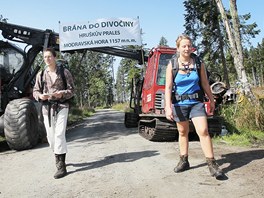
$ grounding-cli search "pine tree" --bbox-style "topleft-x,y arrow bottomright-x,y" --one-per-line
159,36 -> 169,47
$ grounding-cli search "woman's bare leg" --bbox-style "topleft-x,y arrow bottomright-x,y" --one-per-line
192,116 -> 223,178
176,121 -> 190,155
192,116 -> 214,158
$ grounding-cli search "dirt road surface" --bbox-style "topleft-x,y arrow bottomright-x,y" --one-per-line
0,109 -> 264,198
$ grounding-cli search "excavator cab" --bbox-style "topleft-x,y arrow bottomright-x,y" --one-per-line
141,46 -> 176,115
0,43 -> 23,83
0,41 -> 26,113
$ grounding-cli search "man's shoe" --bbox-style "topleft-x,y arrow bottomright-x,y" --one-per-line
54,154 -> 67,179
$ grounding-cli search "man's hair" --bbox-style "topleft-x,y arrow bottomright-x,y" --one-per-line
43,47 -> 56,57
175,34 -> 192,48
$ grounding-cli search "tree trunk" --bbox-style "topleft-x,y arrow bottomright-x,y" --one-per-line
215,19 -> 230,88
79,90 -> 83,108
215,0 -> 256,102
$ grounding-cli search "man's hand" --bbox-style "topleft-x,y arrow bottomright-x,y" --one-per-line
39,94 -> 50,100
51,91 -> 64,99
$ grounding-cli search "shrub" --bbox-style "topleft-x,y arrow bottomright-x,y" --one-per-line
220,98 -> 264,133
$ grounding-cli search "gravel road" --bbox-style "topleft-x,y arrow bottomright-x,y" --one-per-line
0,109 -> 264,198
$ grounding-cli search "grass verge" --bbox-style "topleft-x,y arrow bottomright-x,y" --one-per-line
213,129 -> 264,148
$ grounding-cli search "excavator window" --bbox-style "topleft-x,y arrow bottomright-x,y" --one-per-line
156,54 -> 174,85
0,48 -> 24,81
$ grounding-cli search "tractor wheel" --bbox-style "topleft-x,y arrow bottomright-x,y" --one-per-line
124,112 -> 139,128
4,98 -> 39,150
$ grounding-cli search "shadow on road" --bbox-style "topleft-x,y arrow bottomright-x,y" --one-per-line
66,150 -> 159,175
189,149 -> 264,180
219,149 -> 264,173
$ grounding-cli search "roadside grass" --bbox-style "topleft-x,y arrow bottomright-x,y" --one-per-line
214,129 -> 264,148
67,106 -> 95,126
111,102 -> 130,112
215,96 -> 264,148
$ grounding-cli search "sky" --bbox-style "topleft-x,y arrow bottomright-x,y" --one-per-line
0,0 -> 263,74
1,0 -> 263,48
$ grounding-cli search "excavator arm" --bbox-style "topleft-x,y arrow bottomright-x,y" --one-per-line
0,21 -> 59,50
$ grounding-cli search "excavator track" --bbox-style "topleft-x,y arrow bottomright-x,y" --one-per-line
138,116 -> 222,142
138,117 -> 177,142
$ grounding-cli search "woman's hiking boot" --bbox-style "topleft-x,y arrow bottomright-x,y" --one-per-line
206,157 -> 224,179
174,155 -> 190,173
54,154 -> 67,179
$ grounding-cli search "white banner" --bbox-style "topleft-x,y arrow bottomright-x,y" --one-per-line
59,18 -> 142,51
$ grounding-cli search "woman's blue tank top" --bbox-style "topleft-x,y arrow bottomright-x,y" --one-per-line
173,66 -> 201,106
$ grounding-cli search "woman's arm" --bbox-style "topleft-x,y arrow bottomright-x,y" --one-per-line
200,63 -> 215,113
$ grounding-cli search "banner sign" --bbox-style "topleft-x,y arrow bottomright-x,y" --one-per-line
59,18 -> 142,51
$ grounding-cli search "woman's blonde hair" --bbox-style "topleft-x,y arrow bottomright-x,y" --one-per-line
175,34 -> 192,48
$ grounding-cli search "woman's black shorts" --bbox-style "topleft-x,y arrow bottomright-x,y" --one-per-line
172,102 -> 206,122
